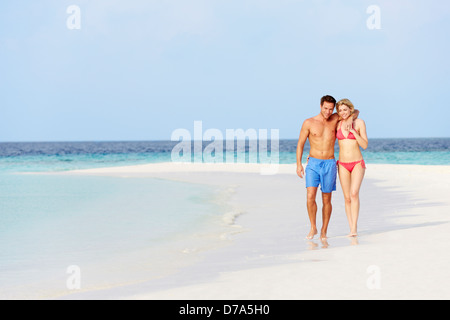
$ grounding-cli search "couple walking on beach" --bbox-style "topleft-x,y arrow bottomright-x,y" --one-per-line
296,95 -> 368,240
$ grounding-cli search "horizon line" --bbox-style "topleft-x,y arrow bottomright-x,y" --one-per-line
1,137 -> 449,143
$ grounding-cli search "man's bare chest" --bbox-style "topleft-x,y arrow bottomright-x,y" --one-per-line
309,123 -> 336,139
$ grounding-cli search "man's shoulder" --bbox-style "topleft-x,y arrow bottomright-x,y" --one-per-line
302,117 -> 315,126
328,113 -> 340,122
306,114 -> 324,122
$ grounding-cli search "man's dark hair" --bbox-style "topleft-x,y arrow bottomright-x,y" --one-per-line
320,95 -> 336,106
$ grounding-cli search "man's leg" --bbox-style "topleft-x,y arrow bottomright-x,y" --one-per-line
319,160 -> 336,239
306,187 -> 318,239
321,192 -> 332,239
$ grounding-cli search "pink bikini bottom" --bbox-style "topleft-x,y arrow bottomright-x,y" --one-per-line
337,159 -> 366,173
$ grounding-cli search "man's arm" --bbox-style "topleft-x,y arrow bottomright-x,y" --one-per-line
296,120 -> 309,178
331,109 -> 359,121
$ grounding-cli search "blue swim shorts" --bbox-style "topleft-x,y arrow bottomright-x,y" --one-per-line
305,157 -> 337,193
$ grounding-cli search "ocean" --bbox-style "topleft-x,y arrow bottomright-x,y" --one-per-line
0,138 -> 449,298
1,138 -> 449,172
0,172 -> 229,298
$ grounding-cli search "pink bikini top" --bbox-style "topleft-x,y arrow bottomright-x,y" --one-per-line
336,123 -> 356,140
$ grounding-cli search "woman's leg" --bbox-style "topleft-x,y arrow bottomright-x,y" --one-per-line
338,164 -> 353,234
349,163 -> 366,236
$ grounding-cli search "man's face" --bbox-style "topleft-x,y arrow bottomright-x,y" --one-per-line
320,101 -> 335,119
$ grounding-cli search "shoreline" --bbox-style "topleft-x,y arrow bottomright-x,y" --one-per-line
49,162 -> 450,300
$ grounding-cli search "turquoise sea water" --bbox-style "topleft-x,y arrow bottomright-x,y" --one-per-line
0,143 -> 235,298
1,138 -> 449,173
0,138 -> 448,298
0,172 -> 229,299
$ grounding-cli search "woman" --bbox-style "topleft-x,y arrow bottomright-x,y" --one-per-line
336,99 -> 368,237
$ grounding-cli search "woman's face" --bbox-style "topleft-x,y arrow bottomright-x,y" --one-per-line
338,105 -> 352,120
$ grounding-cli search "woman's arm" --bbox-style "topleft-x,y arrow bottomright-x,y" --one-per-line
350,119 -> 368,150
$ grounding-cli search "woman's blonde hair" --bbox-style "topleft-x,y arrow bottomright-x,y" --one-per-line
336,99 -> 355,116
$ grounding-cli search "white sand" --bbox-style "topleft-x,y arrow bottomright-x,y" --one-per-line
57,162 -> 450,300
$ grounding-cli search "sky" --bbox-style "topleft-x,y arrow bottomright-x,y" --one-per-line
1,0 -> 449,141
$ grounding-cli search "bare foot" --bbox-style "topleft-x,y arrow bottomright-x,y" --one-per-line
320,237 -> 329,248
306,228 -> 318,240
320,227 -> 329,240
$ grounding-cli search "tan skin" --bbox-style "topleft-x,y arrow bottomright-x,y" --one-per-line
337,105 -> 368,237
296,102 -> 359,240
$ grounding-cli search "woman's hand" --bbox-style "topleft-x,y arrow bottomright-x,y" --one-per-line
343,118 -> 353,131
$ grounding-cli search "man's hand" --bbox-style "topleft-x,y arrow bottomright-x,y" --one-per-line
297,164 -> 305,178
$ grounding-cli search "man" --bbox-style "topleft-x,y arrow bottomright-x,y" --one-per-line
296,95 -> 358,240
